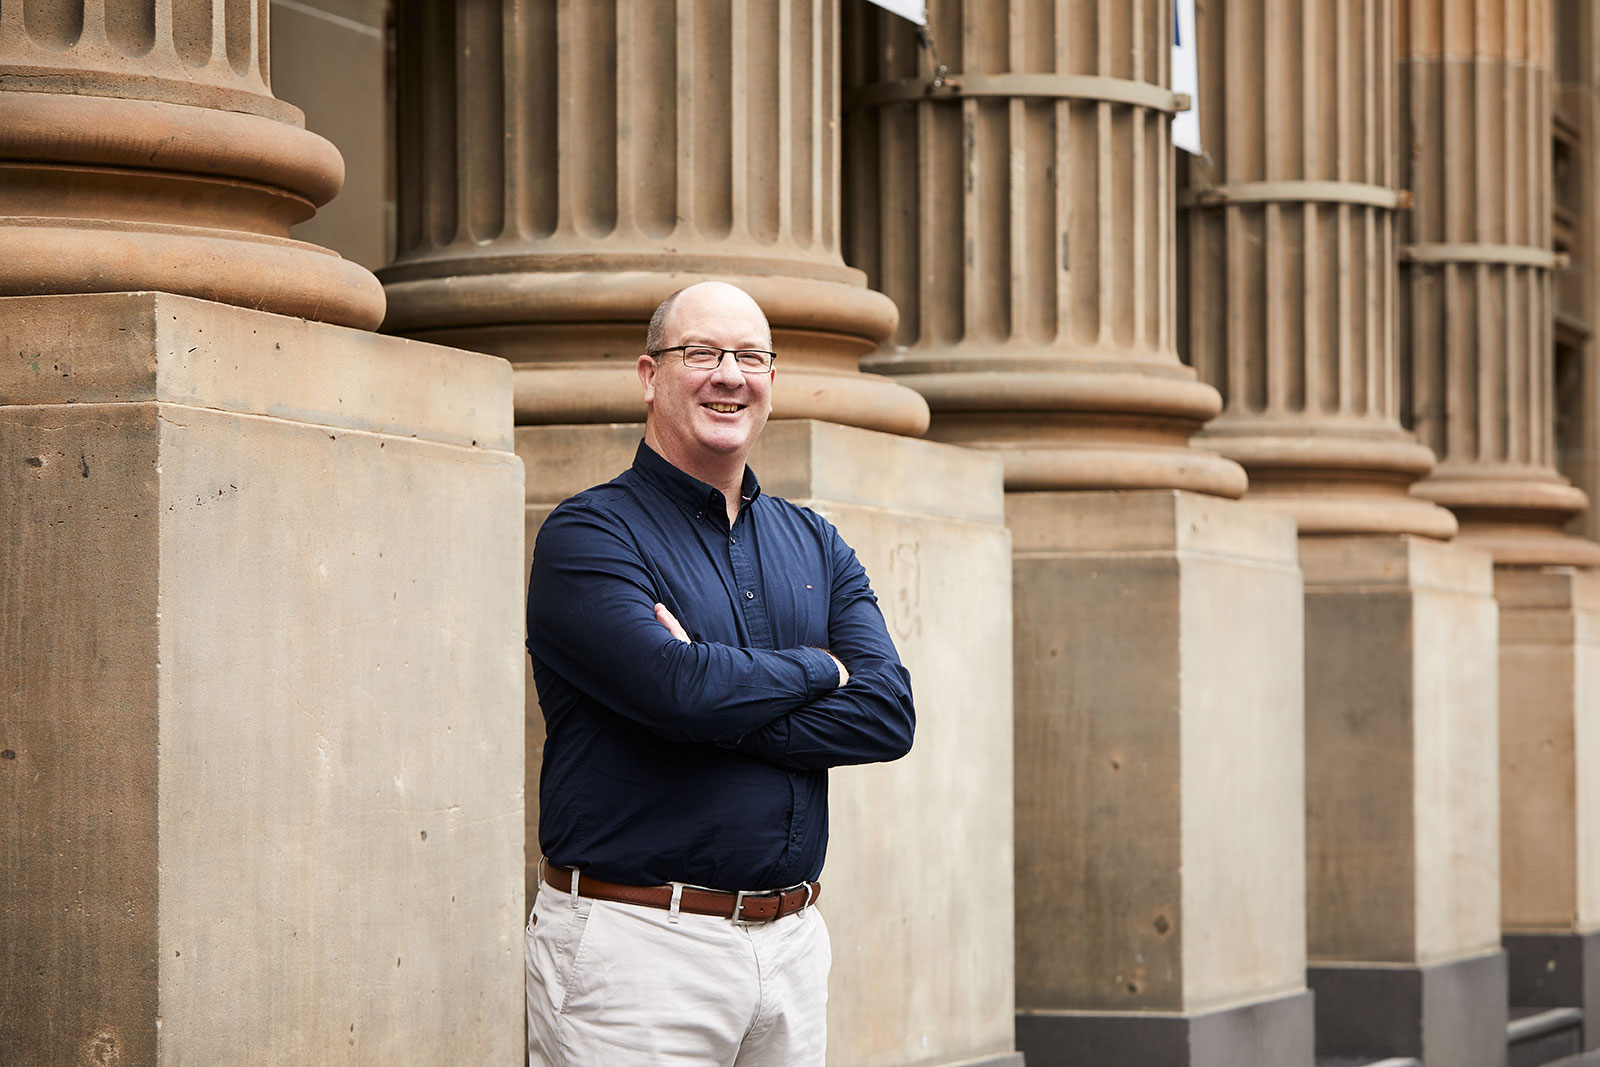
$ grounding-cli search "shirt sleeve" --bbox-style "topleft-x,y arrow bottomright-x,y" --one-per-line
527,501 -> 842,745
732,522 -> 916,770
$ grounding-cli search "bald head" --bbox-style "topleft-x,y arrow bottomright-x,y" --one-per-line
645,282 -> 772,355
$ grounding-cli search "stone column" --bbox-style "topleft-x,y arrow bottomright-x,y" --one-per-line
846,4 -> 1311,1064
0,0 -> 383,329
1400,2 -> 1600,1053
1402,0 -> 1592,565
1,4 -> 524,1063
381,4 -> 1016,1065
1180,3 -> 1505,1063
379,0 -> 928,436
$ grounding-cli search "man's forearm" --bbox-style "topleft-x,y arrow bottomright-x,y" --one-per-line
730,659 -> 915,770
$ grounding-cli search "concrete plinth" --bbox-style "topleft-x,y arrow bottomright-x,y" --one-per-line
0,292 -> 526,1065
1505,932 -> 1600,1047
1007,491 -> 1309,1067
1299,536 -> 1504,1066
1308,950 -> 1508,1063
1016,989 -> 1313,1067
517,420 -> 1017,1067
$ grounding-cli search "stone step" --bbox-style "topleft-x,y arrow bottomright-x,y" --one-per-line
1315,1058 -> 1421,1067
1508,1006 -> 1585,1067
1537,1052 -> 1600,1067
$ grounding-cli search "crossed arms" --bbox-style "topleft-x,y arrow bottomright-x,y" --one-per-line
526,503 -> 915,772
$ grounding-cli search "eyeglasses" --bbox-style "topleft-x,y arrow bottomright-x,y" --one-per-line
649,346 -> 777,374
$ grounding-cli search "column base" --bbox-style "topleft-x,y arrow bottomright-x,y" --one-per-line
1015,989 -> 1313,1067
1307,950 -> 1508,1065
1506,931 -> 1600,1049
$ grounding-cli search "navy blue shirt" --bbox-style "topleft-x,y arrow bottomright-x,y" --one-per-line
526,441 -> 915,890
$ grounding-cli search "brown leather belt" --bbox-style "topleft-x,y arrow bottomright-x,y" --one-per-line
543,863 -> 820,924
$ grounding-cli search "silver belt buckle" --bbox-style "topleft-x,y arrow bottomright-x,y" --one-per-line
730,889 -> 775,926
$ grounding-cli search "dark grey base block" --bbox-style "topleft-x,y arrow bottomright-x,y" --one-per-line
1015,988 -> 1313,1067
945,1055 -> 1025,1067
1307,949 -> 1507,1066
1505,930 -> 1600,1051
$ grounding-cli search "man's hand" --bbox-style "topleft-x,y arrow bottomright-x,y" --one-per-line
654,602 -> 691,643
826,652 -> 849,688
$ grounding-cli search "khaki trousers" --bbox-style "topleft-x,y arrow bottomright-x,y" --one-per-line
525,879 -> 831,1066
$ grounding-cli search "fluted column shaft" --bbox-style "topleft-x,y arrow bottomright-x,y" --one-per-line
842,0 -> 1243,495
380,0 -> 926,436
1181,0 -> 1455,538
0,0 -> 383,329
1401,0 -> 1599,563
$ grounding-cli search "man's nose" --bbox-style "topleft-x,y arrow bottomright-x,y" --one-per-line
710,352 -> 745,385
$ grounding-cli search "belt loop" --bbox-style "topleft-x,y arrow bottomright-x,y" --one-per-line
668,882 -> 684,924
569,867 -> 580,910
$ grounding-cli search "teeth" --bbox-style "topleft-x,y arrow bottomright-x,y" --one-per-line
705,403 -> 742,413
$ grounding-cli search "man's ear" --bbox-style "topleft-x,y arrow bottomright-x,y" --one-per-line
637,353 -> 657,404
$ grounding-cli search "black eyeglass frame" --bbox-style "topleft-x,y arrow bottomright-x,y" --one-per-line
648,345 -> 777,374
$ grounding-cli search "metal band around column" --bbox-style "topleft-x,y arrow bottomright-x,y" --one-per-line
1180,180 -> 1409,211
846,71 -> 1187,113
1400,242 -> 1565,269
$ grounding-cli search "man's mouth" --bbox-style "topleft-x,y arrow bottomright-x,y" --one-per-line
703,402 -> 744,414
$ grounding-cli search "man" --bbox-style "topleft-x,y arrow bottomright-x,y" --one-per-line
523,281 -> 915,1066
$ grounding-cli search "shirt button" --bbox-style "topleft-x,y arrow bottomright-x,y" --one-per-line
729,536 -> 736,544
745,590 -> 754,600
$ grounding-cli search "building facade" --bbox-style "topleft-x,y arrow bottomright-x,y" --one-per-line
5,1 -> 1600,1065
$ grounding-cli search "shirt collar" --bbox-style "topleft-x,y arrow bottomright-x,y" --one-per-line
632,440 -> 762,518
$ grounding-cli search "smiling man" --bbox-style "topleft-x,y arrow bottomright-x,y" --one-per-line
523,281 -> 916,1066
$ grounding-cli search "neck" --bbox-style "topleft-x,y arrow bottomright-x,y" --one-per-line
644,430 -> 746,522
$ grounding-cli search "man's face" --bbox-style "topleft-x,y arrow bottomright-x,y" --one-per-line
639,284 -> 775,472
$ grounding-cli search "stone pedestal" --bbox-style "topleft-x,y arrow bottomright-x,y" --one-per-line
1299,536 -> 1505,1065
0,292 -> 526,1065
1499,568 -> 1600,1048
517,421 -> 1019,1067
1007,491 -> 1310,1067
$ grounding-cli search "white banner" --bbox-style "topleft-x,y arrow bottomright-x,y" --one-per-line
1171,0 -> 1201,155
863,0 -> 926,25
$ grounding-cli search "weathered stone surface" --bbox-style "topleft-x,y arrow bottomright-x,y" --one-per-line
516,420 -> 1017,1067
1299,536 -> 1501,964
1,293 -> 524,1065
1498,566 -> 1600,934
1007,491 -> 1305,1017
